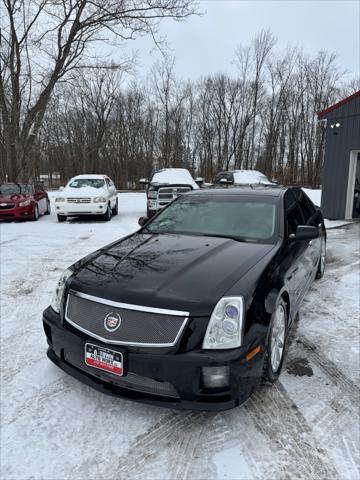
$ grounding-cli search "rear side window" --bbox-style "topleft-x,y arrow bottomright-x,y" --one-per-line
214,172 -> 234,184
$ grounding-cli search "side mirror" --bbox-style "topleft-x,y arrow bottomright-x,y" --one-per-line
292,225 -> 319,241
59,186 -> 64,191
271,178 -> 279,184
139,178 -> 149,185
138,216 -> 149,227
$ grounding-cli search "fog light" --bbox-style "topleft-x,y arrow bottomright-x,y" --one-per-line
202,366 -> 230,389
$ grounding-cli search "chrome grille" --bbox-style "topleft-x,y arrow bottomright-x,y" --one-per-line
65,290 -> 189,347
67,198 -> 91,203
157,186 -> 191,203
156,186 -> 191,209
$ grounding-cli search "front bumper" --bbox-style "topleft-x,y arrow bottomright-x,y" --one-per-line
55,202 -> 107,216
0,204 -> 34,221
43,307 -> 264,411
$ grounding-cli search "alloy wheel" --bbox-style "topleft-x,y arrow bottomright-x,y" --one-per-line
270,304 -> 286,373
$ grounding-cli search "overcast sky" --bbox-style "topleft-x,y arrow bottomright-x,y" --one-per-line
111,0 -> 359,82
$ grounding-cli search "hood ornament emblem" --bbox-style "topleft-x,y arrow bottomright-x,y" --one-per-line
104,312 -> 122,332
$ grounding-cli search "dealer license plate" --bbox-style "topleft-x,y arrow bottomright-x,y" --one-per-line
85,343 -> 123,376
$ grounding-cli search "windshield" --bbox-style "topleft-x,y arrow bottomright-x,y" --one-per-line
20,184 -> 34,194
0,184 -> 33,195
68,178 -> 105,189
145,195 -> 279,244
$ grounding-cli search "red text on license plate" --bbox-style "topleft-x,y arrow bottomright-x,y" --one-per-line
85,343 -> 123,376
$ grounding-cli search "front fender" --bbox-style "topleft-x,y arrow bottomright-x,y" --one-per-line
225,243 -> 284,349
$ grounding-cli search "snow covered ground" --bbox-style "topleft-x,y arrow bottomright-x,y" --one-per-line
1,192 -> 359,480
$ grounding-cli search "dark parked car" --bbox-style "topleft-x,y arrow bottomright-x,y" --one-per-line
0,182 -> 50,221
43,186 -> 326,411
139,168 -> 202,217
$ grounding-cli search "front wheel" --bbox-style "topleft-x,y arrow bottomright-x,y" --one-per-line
262,299 -> 287,383
44,199 -> 51,215
103,204 -> 112,221
316,237 -> 326,279
32,204 -> 39,221
147,207 -> 156,219
112,198 -> 118,216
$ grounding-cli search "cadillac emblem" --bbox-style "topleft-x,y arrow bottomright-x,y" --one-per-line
104,312 -> 122,332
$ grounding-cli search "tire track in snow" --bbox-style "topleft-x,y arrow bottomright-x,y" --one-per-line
110,380 -> 339,480
295,335 -> 360,406
285,327 -> 359,478
114,411 -> 215,479
2,375 -> 78,426
245,383 -> 339,479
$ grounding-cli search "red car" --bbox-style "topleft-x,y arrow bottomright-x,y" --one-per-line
0,182 -> 51,221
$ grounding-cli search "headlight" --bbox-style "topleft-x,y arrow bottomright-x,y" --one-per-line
51,268 -> 73,313
94,197 -> 106,203
202,296 -> 245,349
19,199 -> 31,207
55,197 -> 65,202
148,190 -> 158,199
148,199 -> 157,208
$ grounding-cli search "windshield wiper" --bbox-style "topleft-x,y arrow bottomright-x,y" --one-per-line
199,233 -> 248,242
141,229 -> 248,242
141,227 -> 164,234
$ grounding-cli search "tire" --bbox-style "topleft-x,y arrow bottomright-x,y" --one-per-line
147,207 -> 155,219
103,204 -> 112,221
57,214 -> 66,222
316,236 -> 326,279
112,198 -> 118,216
44,199 -> 51,215
262,298 -> 288,383
32,204 -> 39,221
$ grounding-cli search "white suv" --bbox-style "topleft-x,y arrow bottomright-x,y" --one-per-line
55,174 -> 118,222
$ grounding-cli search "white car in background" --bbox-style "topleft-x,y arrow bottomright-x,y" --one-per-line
55,174 -> 118,222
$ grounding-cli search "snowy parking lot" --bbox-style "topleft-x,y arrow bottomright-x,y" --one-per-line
1,192 -> 359,480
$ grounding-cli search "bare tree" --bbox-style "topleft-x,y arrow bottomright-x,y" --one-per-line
34,29 -> 349,189
0,0 -> 198,180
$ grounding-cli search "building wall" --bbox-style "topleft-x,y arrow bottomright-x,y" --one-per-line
321,95 -> 360,219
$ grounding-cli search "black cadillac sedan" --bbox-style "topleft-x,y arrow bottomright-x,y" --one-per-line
43,186 -> 326,411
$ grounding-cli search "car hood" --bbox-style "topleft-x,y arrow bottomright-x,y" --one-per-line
0,194 -> 30,203
70,233 -> 277,316
62,186 -> 107,197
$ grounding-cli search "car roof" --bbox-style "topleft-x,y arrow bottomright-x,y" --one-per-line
70,174 -> 108,179
186,185 -> 287,198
